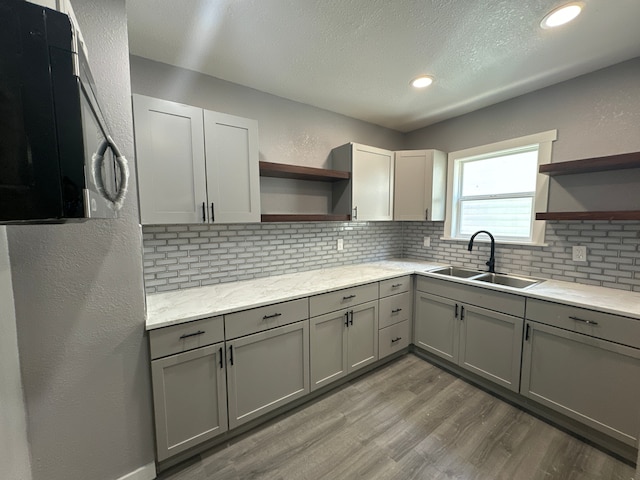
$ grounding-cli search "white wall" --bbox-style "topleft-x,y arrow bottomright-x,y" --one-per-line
0,227 -> 32,480
6,1 -> 154,480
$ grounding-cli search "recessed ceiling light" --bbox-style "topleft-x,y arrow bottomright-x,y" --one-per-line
411,75 -> 434,88
541,2 -> 583,29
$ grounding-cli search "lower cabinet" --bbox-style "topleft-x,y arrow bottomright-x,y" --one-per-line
310,300 -> 378,391
521,320 -> 640,446
414,290 -> 524,392
151,343 -> 228,462
226,320 -> 310,429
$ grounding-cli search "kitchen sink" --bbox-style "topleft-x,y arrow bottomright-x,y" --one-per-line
473,273 -> 542,289
429,266 -> 484,278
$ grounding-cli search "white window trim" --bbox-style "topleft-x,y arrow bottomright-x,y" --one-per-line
443,130 -> 557,246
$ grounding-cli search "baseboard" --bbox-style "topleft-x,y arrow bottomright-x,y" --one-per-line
116,462 -> 157,480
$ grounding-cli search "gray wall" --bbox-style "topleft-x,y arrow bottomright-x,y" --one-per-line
0,227 -> 32,480
6,2 -> 154,480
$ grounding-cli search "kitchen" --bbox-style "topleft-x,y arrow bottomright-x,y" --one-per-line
1,1 -> 640,480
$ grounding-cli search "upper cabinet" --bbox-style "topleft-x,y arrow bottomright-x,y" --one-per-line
394,149 -> 446,221
133,95 -> 260,225
331,143 -> 395,221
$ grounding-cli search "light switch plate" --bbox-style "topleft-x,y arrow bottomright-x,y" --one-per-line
572,245 -> 587,262
337,238 -> 344,251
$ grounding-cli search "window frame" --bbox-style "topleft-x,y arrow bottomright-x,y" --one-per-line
443,130 -> 557,246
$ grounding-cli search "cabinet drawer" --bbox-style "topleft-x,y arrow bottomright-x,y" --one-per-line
416,275 -> 525,317
379,292 -> 412,329
309,282 -> 378,317
379,320 -> 410,359
379,276 -> 411,298
149,316 -> 224,360
526,299 -> 640,349
225,298 -> 309,340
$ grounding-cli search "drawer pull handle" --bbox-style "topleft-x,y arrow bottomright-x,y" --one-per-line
343,294 -> 356,300
262,313 -> 282,320
391,337 -> 402,344
569,316 -> 599,326
179,330 -> 205,340
391,308 -> 402,313
391,283 -> 402,288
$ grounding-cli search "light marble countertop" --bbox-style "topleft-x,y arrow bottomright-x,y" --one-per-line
145,259 -> 640,330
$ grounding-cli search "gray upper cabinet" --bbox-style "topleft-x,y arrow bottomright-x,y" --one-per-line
133,95 -> 207,225
331,143 -> 395,221
133,95 -> 260,224
394,149 -> 447,221
203,110 -> 260,223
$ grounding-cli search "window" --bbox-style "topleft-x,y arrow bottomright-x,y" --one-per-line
444,130 -> 557,245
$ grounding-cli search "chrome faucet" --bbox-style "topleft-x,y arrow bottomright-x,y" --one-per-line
468,230 -> 496,273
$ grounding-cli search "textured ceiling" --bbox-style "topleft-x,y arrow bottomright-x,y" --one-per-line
126,0 -> 640,132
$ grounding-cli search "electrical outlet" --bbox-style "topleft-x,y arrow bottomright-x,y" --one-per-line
337,238 -> 344,251
423,236 -> 431,247
572,245 -> 587,262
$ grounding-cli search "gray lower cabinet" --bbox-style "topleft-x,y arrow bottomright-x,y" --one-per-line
521,320 -> 640,446
151,343 -> 228,462
310,300 -> 378,391
226,320 -> 310,429
414,286 -> 524,392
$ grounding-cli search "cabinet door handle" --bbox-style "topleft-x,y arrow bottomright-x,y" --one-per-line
202,202 -> 206,222
525,323 -> 531,341
262,313 -> 282,320
343,294 -> 356,300
349,310 -> 354,326
391,308 -> 402,314
211,203 -> 215,222
460,306 -> 465,321
179,330 -> 205,340
569,316 -> 599,326
425,208 -> 429,220
454,303 -> 459,319
391,337 -> 402,344
391,283 -> 402,288
344,311 -> 350,327
353,206 -> 358,220
229,345 -> 234,365
219,347 -> 223,369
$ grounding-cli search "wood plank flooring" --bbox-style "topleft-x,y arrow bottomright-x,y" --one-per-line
158,354 -> 636,480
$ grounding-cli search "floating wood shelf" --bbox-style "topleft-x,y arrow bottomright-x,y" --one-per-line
259,161 -> 350,182
539,151 -> 640,176
536,211 -> 640,221
261,214 -> 351,222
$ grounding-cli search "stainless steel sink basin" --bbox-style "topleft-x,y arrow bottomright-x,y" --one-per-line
473,273 -> 542,289
429,266 -> 483,279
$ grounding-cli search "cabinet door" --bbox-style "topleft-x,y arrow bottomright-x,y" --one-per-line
226,321 -> 309,429
310,310 -> 349,391
351,144 -> 394,221
151,343 -> 227,461
204,111 -> 260,223
458,304 -> 523,392
394,150 -> 446,221
521,321 -> 640,446
133,95 -> 207,224
414,291 -> 459,363
347,300 -> 379,373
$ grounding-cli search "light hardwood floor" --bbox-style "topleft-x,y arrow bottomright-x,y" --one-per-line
158,354 -> 636,480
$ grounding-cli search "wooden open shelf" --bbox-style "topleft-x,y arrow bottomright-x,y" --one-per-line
261,214 -> 351,222
539,151 -> 640,176
259,161 -> 350,182
536,211 -> 640,221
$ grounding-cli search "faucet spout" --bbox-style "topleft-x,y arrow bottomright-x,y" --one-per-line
467,230 -> 496,273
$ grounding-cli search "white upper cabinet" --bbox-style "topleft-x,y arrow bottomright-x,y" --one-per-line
394,149 -> 446,221
133,95 -> 260,225
331,143 -> 395,221
133,95 -> 207,225
204,111 -> 260,224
